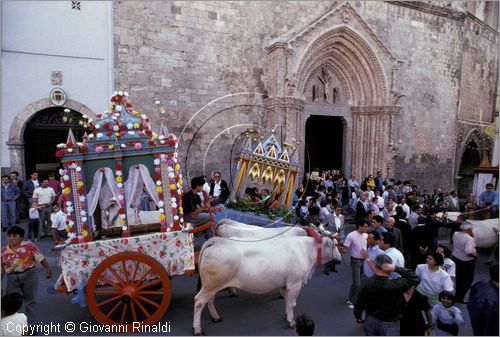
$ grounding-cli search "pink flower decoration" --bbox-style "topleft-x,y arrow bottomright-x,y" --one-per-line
95,146 -> 104,153
154,167 -> 160,173
134,142 -> 143,150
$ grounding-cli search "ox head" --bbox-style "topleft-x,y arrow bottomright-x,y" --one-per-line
321,236 -> 341,263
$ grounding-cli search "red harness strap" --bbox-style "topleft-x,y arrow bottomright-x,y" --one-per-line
305,227 -> 323,266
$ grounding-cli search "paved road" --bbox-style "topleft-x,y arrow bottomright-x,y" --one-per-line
1,219 -> 491,336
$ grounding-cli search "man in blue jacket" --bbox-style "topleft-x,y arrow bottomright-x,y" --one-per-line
1,175 -> 21,231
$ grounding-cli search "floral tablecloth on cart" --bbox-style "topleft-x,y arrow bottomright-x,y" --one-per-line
55,231 -> 195,292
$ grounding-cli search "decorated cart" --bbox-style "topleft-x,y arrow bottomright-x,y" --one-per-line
220,129 -> 301,227
53,92 -> 211,328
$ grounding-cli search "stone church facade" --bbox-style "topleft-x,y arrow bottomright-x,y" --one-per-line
111,1 -> 499,191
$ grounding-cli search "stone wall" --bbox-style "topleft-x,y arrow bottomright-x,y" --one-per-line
113,1 -> 498,192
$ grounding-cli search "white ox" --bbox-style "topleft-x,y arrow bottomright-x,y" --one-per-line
215,218 -> 307,239
192,235 -> 341,335
465,219 -> 499,249
437,212 -> 499,249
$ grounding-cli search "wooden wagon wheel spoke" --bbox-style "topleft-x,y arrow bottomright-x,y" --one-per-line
136,278 -> 161,291
120,303 -> 128,324
87,252 -> 172,328
132,298 -> 152,319
137,290 -> 163,295
136,295 -> 161,308
96,294 -> 123,308
121,260 -> 130,283
132,267 -> 153,286
129,299 -> 138,322
130,260 -> 140,282
98,275 -> 121,288
107,265 -> 126,287
105,299 -> 124,319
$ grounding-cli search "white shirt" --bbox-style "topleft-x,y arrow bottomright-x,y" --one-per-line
0,313 -> 27,336
325,180 -> 334,190
431,304 -> 465,327
441,257 -> 456,278
376,196 -> 385,209
344,231 -> 367,259
415,264 -> 454,295
448,196 -> 459,208
32,186 -> 55,205
382,190 -> 389,202
364,245 -> 383,277
29,207 -> 39,220
31,179 -> 40,189
367,190 -> 375,200
383,247 -> 405,279
333,214 -> 342,231
212,180 -> 222,197
198,182 -> 211,203
452,231 -> 476,262
51,210 -> 67,231
401,203 -> 410,219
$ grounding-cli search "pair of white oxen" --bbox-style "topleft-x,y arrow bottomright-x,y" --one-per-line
192,219 -> 342,335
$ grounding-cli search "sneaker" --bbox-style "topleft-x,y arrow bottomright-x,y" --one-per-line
346,301 -> 354,309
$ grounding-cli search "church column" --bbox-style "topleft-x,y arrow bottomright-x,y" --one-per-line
7,141 -> 25,178
351,106 -> 399,178
264,96 -> 305,145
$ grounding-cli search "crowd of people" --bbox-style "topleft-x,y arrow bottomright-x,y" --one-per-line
295,168 -> 499,336
1,167 -> 498,336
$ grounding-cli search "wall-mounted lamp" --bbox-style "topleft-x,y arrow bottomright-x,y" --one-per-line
62,108 -> 71,123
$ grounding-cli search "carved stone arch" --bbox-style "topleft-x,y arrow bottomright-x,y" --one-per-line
8,98 -> 95,143
7,98 -> 96,178
296,26 -> 387,106
303,63 -> 350,104
455,129 -> 485,174
455,129 -> 485,197
265,2 -> 402,178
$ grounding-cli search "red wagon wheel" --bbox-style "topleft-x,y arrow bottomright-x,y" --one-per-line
86,252 -> 171,328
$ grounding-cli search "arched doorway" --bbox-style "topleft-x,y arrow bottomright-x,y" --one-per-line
457,140 -> 481,198
304,115 -> 343,173
24,107 -> 85,179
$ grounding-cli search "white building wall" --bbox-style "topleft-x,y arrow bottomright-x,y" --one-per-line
1,0 -> 113,169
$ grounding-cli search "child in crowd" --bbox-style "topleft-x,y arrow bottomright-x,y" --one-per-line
28,202 -> 41,241
432,291 -> 465,336
1,293 -> 27,336
50,204 -> 67,246
436,244 -> 456,283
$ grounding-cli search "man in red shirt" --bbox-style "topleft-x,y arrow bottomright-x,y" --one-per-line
1,226 -> 52,326
47,172 -> 61,205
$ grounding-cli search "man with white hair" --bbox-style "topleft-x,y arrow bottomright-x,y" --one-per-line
452,222 -> 478,304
